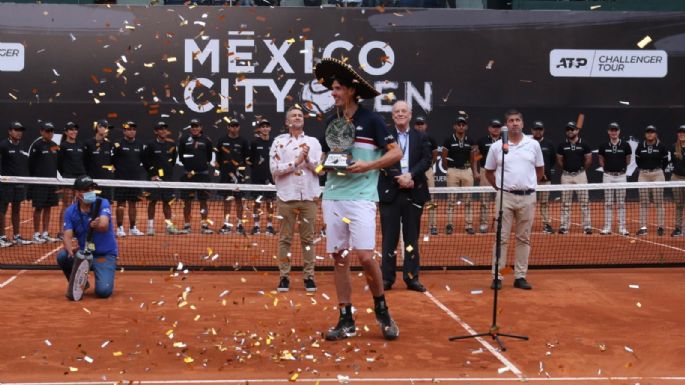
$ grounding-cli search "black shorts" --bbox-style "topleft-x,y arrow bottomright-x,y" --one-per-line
180,173 -> 210,201
29,185 -> 59,208
0,184 -> 25,212
147,188 -> 176,202
218,175 -> 245,199
96,186 -> 113,202
115,187 -> 142,203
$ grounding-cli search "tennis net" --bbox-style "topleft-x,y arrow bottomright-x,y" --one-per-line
1,176 -> 684,270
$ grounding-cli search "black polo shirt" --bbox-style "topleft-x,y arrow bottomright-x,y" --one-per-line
58,140 -> 86,177
476,135 -> 499,168
249,136 -> 274,184
670,144 -> 685,177
0,138 -> 29,176
142,138 -> 177,181
598,140 -> 632,173
28,138 -> 59,177
535,137 -> 556,178
443,134 -> 474,168
112,138 -> 145,180
216,135 -> 249,182
84,138 -> 114,179
178,134 -> 213,173
557,139 -> 592,172
635,140 -> 668,171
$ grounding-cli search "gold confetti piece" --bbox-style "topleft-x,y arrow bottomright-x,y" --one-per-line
144,62 -> 155,68
363,325 -> 370,332
240,277 -> 247,283
166,57 -> 177,63
341,217 -> 351,224
273,298 -> 279,307
184,356 -> 194,363
173,342 -> 187,348
598,343 -> 607,352
289,373 -> 299,381
405,245 -> 413,252
113,351 -> 123,356
315,164 -> 324,174
82,307 -> 91,314
637,35 -> 652,49
194,314 -> 201,321
178,301 -> 187,308
365,308 -> 373,314
69,367 -> 78,372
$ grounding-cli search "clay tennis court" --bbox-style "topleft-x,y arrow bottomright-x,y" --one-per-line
1,268 -> 684,384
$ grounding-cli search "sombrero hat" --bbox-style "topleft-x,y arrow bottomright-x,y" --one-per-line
314,57 -> 380,100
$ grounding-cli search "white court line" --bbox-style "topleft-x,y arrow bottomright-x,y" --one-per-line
5,376 -> 685,385
568,221 -> 685,253
0,245 -> 62,289
422,291 -> 524,378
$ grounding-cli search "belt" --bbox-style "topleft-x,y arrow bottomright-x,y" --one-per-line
503,189 -> 535,196
563,170 -> 584,176
640,168 -> 661,173
604,171 -> 625,176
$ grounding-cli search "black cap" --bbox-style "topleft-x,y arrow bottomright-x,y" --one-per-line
415,116 -> 426,124
489,119 -> 502,128
9,121 -> 25,131
258,119 -> 271,126
41,122 -> 55,131
565,122 -> 577,129
189,118 -> 201,126
228,118 -> 240,126
154,121 -> 169,130
532,121 -> 544,129
65,121 -> 79,130
123,121 -> 137,129
608,122 -> 621,130
73,175 -> 98,191
455,116 -> 468,124
678,125 -> 685,132
96,119 -> 110,128
645,125 -> 657,132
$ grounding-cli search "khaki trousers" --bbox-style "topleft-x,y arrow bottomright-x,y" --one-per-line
277,199 -> 317,279
446,168 -> 473,228
672,174 -> 685,229
602,173 -> 627,232
536,180 -> 551,226
637,169 -> 665,228
560,172 -> 591,230
425,168 -> 437,228
478,168 -> 494,229
492,191 -> 536,279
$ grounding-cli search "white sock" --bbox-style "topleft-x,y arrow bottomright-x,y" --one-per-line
118,226 -> 124,231
148,219 -> 154,229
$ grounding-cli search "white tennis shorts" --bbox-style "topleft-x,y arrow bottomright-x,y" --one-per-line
322,199 -> 377,253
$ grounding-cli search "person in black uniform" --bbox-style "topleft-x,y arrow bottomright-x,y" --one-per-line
178,118 -> 214,234
57,121 -> 86,239
216,118 -> 250,235
598,122 -> 631,236
557,122 -> 593,234
248,118 -> 276,235
669,125 -> 685,237
142,121 -> 182,235
84,119 -> 114,205
441,114 -> 478,235
379,101 -> 432,292
112,121 -> 145,237
28,122 -> 61,244
531,121 -> 556,234
635,125 -> 668,236
0,121 -> 31,247
474,119 -> 502,234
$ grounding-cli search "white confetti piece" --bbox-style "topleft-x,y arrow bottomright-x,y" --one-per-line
423,235 -> 429,242
619,101 -> 630,105
460,256 -> 474,266
470,289 -> 483,295
44,339 -> 52,347
445,285 -> 451,291
219,290 -> 229,297
52,69 -> 60,77
625,345 -> 634,353
337,374 -> 350,384
497,366 -> 510,374
322,293 -> 330,300
628,284 -> 639,289
69,33 -> 76,41
101,340 -> 110,348
590,4 -> 601,10
471,348 -> 483,354
637,35 -> 652,49
636,302 -> 642,308
176,261 -> 184,270
486,59 -> 495,69
84,355 -> 94,363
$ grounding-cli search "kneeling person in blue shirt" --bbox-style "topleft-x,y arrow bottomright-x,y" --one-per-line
57,175 -> 118,298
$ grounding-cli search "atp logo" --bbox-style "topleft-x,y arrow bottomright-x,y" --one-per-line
556,57 -> 588,69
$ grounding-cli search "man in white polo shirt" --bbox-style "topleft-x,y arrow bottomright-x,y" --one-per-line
484,109 -> 544,291
270,106 -> 322,293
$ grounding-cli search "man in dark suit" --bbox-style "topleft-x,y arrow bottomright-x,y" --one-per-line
379,101 -> 432,292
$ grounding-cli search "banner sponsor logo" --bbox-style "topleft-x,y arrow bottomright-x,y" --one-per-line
550,49 -> 667,78
0,43 -> 24,72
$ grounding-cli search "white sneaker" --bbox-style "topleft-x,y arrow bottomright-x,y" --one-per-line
129,227 -> 145,236
116,228 -> 127,237
600,228 -> 611,235
618,229 -> 630,236
33,232 -> 47,244
41,232 -> 60,243
0,236 -> 13,248
146,227 -> 155,236
13,235 -> 32,245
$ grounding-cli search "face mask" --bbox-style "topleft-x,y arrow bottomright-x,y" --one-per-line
83,191 -> 97,204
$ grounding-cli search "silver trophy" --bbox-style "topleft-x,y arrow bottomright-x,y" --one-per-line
323,117 -> 355,170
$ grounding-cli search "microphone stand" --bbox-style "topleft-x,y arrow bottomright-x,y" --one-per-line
448,139 -> 528,351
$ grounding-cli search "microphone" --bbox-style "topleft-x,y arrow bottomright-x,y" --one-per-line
501,126 -> 509,154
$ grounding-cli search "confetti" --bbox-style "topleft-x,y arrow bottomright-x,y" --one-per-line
628,284 -> 640,289
52,69 -> 60,77
289,373 -> 299,381
485,60 -> 495,69
176,262 -> 184,270
637,35 -> 652,49
184,356 -> 194,363
472,348 -> 483,354
84,355 -> 94,364
598,343 -> 607,352
315,164 -> 324,173
341,217 -> 351,224
322,293 -> 330,300
636,302 -> 642,308
423,235 -> 429,242
497,367 -> 510,374
113,351 -> 123,356
82,307 -> 91,315
619,101 -> 630,105
405,245 -> 413,252
166,57 -> 177,63
445,285 -> 451,291
624,346 -> 634,353
173,342 -> 187,348
590,4 -> 602,9
460,256 -> 474,266
101,340 -> 110,348
336,375 -> 350,384
69,367 -> 78,372
470,290 -> 483,295
44,339 -> 52,346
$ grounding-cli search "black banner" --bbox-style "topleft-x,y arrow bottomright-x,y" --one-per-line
2,5 -> 685,183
